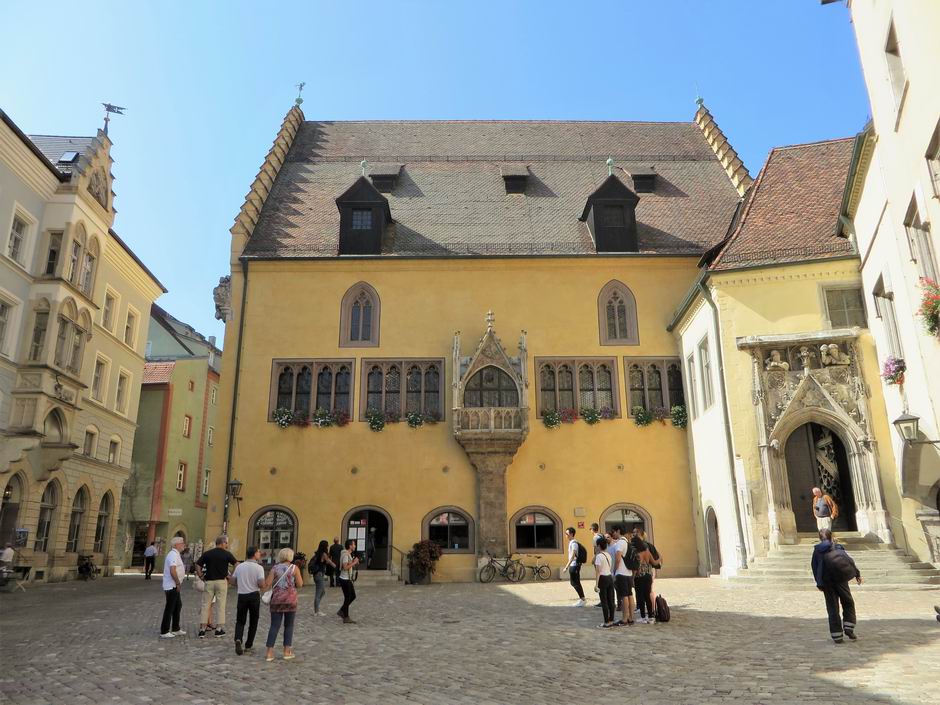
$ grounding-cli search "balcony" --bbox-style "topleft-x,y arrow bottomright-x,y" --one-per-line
454,407 -> 527,434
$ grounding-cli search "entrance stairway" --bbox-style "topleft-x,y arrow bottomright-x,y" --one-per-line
728,533 -> 940,590
352,569 -> 400,587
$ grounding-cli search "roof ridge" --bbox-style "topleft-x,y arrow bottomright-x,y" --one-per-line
27,134 -> 95,140
709,146 -> 775,269
768,136 -> 856,152
302,119 -> 697,125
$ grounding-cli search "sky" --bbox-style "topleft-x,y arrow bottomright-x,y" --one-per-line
1,1 -> 870,345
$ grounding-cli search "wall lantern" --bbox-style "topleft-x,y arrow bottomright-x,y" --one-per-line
226,479 -> 243,515
892,413 -> 940,446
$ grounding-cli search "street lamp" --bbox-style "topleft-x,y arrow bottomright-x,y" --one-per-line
892,413 -> 940,445
226,479 -> 243,516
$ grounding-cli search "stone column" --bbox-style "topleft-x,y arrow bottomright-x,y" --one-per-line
467,451 -> 514,557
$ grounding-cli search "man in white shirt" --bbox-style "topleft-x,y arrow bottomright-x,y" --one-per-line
160,536 -> 187,638
608,525 -> 636,626
143,542 -> 157,580
565,527 -> 586,607
229,546 -> 265,655
0,543 -> 14,568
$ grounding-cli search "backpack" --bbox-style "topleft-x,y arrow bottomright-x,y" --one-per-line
654,595 -> 670,623
624,542 -> 640,571
576,542 -> 588,565
823,546 -> 858,583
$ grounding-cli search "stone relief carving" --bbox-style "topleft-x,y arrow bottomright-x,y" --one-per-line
213,275 -> 232,321
764,350 -> 790,371
88,169 -> 108,209
820,343 -> 851,366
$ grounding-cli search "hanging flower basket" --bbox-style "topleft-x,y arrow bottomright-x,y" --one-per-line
670,405 -> 688,429
272,407 -> 294,429
632,406 -> 653,426
365,409 -> 401,432
881,356 -> 906,386
918,277 -> 940,338
542,409 -> 562,429
406,410 -> 424,428
559,408 -> 578,424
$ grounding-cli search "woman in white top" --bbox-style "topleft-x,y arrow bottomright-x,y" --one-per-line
337,539 -> 360,624
594,537 -> 615,628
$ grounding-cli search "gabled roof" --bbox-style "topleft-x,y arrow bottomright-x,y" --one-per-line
241,117 -> 745,259
335,175 -> 393,221
143,361 -> 175,385
579,173 -> 639,220
709,138 -> 856,271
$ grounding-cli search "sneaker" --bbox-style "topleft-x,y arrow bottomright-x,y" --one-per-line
235,639 -> 243,655
215,628 -> 226,638
343,617 -> 356,624
593,603 -> 602,608
316,611 -> 326,617
159,632 -> 176,639
244,646 -> 254,654
171,629 -> 187,636
573,599 -> 586,607
600,623 -> 614,629
636,617 -> 648,624
833,638 -> 844,644
845,629 -> 857,641
198,630 -> 207,639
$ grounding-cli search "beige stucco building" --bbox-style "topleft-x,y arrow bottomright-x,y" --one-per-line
0,109 -> 165,581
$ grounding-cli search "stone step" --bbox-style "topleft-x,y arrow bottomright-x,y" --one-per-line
754,555 -> 925,567
745,567 -> 940,577
723,581 -> 940,592
351,570 -> 400,586
728,573 -> 940,585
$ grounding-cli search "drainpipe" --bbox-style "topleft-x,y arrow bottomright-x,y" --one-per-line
698,278 -> 748,570
222,259 -> 249,533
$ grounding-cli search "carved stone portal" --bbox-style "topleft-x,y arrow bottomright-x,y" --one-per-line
453,312 -> 529,557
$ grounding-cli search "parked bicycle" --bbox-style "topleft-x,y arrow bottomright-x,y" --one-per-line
77,554 -> 98,581
521,555 -> 552,581
479,552 -> 525,583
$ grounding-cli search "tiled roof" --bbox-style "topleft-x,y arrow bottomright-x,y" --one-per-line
242,120 -> 743,258
27,135 -> 95,175
710,138 -> 856,271
143,361 -> 175,384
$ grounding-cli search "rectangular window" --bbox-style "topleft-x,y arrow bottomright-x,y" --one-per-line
115,372 -> 129,414
884,21 -> 907,110
0,301 -> 10,355
358,359 -> 444,420
108,440 -> 119,464
928,119 -> 940,198
124,311 -> 137,347
83,429 -> 97,457
102,293 -> 115,330
535,358 -> 619,416
202,469 -> 210,497
176,463 -> 186,491
601,205 -> 626,227
7,215 -> 28,263
873,279 -> 903,358
269,359 -> 355,421
825,288 -> 867,328
698,338 -> 714,409
623,357 -> 685,416
45,231 -> 62,275
686,354 -> 698,419
67,324 -> 84,374
904,199 -> 938,282
207,426 -> 214,446
92,358 -> 107,401
182,415 -> 192,438
53,317 -> 70,368
211,386 -> 218,405
68,241 -> 82,284
351,208 -> 372,230
29,312 -> 48,361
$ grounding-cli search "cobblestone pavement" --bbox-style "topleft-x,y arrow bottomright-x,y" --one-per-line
0,575 -> 938,705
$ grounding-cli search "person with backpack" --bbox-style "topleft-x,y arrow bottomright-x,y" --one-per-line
565,527 -> 587,606
608,525 -> 637,626
811,528 -> 862,644
593,537 -> 616,628
309,540 -> 336,617
631,535 -> 655,624
635,528 -> 662,612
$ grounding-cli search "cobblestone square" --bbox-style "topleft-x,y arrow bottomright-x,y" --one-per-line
0,577 -> 938,705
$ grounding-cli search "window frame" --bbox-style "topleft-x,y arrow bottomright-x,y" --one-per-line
822,285 -> 868,329
0,292 -> 18,359
685,353 -> 698,419
623,357 -> 685,416
359,358 -> 445,420
421,506 -> 475,554
27,305 -> 50,362
123,306 -> 140,349
927,118 -> 940,199
339,282 -> 381,348
207,426 -> 214,446
883,18 -> 909,121
92,492 -> 112,553
597,280 -> 639,346
698,337 -> 714,410
115,369 -> 131,415
34,481 -> 59,552
176,462 -> 187,491
6,210 -> 32,267
509,506 -> 563,554
91,355 -> 110,402
903,197 -> 938,282
268,359 -> 355,421
351,208 -> 373,230
108,437 -> 121,465
65,486 -> 88,553
101,288 -> 119,333
210,386 -> 218,405
873,277 -> 904,358
534,357 -> 620,417
202,469 -> 211,497
44,230 -> 63,277
182,414 -> 192,438
83,427 -> 98,457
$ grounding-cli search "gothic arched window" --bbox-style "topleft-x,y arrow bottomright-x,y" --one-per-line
340,282 -> 380,347
464,366 -> 519,408
598,280 -> 639,345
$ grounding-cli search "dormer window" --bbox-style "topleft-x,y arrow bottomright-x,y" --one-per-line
601,205 -> 626,227
500,164 -> 529,194
336,176 -> 393,255
352,209 -> 373,230
58,151 -> 79,164
580,174 -> 640,253
369,164 -> 402,193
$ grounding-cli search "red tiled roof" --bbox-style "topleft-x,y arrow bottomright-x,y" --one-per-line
710,138 -> 856,271
143,361 -> 175,384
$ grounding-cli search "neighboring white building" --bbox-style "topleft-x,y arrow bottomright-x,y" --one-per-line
831,0 -> 940,562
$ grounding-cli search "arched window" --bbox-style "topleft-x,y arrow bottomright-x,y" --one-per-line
35,481 -> 59,552
276,366 -> 294,409
43,409 -> 66,443
384,365 -> 400,414
628,363 -> 646,411
362,360 -> 444,419
270,360 -> 352,420
66,486 -> 89,552
367,365 -> 384,411
250,507 -> 296,566
667,362 -> 685,407
423,507 -> 474,553
600,503 -> 653,540
93,492 -> 112,553
80,237 -> 99,296
625,358 -> 685,416
598,280 -> 639,345
68,224 -> 86,286
0,475 -> 25,546
339,282 -> 381,347
53,299 -> 87,374
536,359 -> 619,416
464,366 -> 519,408
511,507 -> 562,552
28,299 -> 51,362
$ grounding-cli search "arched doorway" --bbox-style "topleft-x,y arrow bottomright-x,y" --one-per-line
599,503 -> 652,540
785,422 -> 857,532
0,475 -> 24,545
249,507 -> 296,566
342,506 -> 391,570
705,507 -> 722,575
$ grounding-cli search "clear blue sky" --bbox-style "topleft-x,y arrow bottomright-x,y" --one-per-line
2,1 -> 868,345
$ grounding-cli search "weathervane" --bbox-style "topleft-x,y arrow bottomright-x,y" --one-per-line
101,103 -> 125,135
295,82 -> 305,107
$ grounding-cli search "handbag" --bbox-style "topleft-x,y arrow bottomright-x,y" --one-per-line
261,564 -> 292,605
194,577 -> 206,592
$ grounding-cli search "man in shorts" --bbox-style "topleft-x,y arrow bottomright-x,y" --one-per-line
608,525 -> 635,626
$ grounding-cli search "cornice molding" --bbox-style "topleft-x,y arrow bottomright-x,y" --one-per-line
710,260 -> 860,289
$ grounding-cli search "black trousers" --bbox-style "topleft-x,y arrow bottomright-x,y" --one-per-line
234,592 -> 260,648
326,565 -> 335,587
161,588 -> 182,634
635,575 -> 654,618
823,581 -> 856,640
144,556 -> 155,579
339,578 -> 356,617
598,575 -> 616,624
568,565 -> 585,600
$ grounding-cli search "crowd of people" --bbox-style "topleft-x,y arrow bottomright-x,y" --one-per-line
157,534 -> 361,661
563,523 -> 663,628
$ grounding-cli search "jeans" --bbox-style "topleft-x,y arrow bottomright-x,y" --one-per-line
144,556 -> 155,579
568,565 -> 585,600
201,579 -> 228,626
823,581 -> 857,640
598,575 -> 615,624
265,610 -> 296,648
339,577 -> 356,617
235,592 -> 260,648
161,588 -> 182,634
634,574 -> 653,618
314,572 -> 326,613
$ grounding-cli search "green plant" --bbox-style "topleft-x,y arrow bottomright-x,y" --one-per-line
407,539 -> 443,577
670,405 -> 688,429
632,406 -> 653,426
559,408 -> 578,424
580,407 -> 601,425
365,408 -> 386,432
542,409 -> 561,429
406,410 -> 424,428
918,277 -> 940,336
272,407 -> 294,429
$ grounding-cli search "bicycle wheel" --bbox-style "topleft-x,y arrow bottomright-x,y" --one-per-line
479,563 -> 496,583
90,568 -> 98,581
507,561 -> 526,582
535,564 -> 552,581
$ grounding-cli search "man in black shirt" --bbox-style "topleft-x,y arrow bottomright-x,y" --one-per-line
196,535 -> 238,638
328,537 -> 343,587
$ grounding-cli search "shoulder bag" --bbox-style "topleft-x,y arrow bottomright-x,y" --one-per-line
261,564 -> 292,605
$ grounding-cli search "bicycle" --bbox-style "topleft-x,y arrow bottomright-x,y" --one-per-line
478,552 -> 525,583
77,554 -> 98,581
522,555 -> 552,581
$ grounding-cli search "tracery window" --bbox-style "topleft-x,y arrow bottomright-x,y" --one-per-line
463,366 -> 518,408
625,357 -> 685,415
269,360 -> 353,420
65,486 -> 89,553
93,492 -> 112,553
511,507 -> 562,552
361,359 -> 444,418
536,358 -> 618,416
52,300 -> 88,375
339,282 -> 380,347
424,508 -> 473,553
598,280 -> 639,345
34,481 -> 59,552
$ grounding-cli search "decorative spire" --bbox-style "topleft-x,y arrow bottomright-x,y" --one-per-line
295,82 -> 305,107
101,102 -> 125,135
360,159 -> 368,176
606,156 -> 614,176
485,310 -> 495,331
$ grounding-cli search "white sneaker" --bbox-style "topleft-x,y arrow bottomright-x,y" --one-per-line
636,617 -> 648,624
171,630 -> 187,636
573,599 -> 586,607
316,611 -> 326,617
159,632 -> 176,639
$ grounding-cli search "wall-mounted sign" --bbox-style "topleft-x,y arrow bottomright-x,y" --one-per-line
168,508 -> 183,517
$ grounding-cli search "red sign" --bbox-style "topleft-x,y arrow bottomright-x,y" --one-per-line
577,521 -> 584,529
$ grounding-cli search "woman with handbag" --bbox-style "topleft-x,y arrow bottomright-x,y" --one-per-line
261,547 -> 303,662
310,540 -> 335,617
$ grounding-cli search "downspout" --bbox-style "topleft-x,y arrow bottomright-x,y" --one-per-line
698,278 -> 749,570
222,259 -> 249,533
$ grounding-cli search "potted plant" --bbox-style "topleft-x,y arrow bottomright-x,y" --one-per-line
406,539 -> 443,585
881,356 -> 906,386
918,277 -> 940,338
